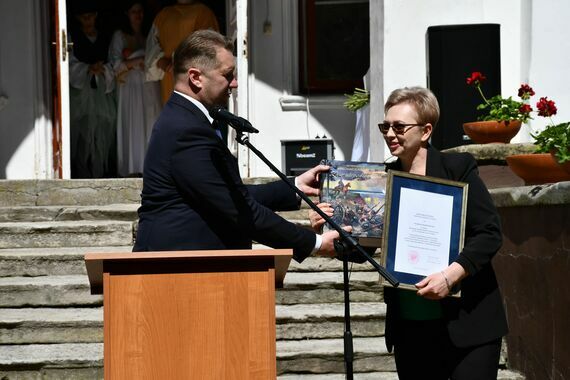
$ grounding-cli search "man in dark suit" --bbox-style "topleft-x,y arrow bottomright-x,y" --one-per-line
134,30 -> 342,261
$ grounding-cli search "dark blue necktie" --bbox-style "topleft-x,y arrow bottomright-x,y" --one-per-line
212,120 -> 223,139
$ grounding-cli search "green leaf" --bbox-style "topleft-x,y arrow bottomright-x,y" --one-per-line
531,122 -> 570,163
344,88 -> 370,112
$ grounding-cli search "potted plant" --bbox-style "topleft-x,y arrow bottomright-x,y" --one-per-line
464,72 -> 534,144
506,96 -> 570,184
531,97 -> 570,173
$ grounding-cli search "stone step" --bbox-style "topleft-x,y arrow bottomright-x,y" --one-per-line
0,271 -> 380,307
0,221 -> 134,249
277,337 -> 394,374
0,246 -> 133,277
0,303 -> 386,344
0,246 -> 378,277
0,275 -> 101,308
277,338 -> 523,378
279,373 -> 398,380
0,338 -> 393,378
0,341 -> 525,380
279,271 -> 383,304
278,369 -> 525,380
276,302 -> 385,340
0,204 -> 308,224
0,177 -> 290,207
0,179 -> 143,207
0,204 -> 139,223
0,308 -> 103,344
0,343 -> 104,379
287,255 -> 382,272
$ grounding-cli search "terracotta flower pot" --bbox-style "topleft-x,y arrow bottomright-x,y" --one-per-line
560,161 -> 570,175
550,150 -> 570,175
506,153 -> 570,185
463,120 -> 522,144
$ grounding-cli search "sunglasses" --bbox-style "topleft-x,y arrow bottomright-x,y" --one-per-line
378,122 -> 425,135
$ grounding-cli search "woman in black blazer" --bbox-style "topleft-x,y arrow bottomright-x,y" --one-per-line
311,87 -> 507,379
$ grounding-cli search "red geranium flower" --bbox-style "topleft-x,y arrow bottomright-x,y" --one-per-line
466,72 -> 486,86
519,104 -> 533,115
518,84 -> 535,100
467,71 -> 533,123
536,97 -> 557,117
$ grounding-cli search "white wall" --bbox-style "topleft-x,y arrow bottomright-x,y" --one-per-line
383,0 -> 526,151
245,0 -> 356,177
528,0 -> 570,134
382,0 -> 570,153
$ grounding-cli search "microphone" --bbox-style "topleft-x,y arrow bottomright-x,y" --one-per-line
210,107 -> 259,134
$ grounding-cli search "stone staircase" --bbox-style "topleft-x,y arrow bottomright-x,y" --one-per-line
0,179 -> 524,379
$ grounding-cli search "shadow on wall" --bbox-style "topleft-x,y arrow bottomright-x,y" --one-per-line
0,0 -> 51,179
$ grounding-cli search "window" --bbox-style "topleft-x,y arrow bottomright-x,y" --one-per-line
299,0 -> 370,94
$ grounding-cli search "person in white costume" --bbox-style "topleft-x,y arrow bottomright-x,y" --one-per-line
109,1 -> 161,176
69,1 -> 116,178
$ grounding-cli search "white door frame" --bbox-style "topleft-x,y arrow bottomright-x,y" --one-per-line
55,0 -> 71,178
227,0 -> 250,177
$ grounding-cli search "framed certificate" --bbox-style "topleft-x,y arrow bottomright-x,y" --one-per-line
381,170 -> 468,293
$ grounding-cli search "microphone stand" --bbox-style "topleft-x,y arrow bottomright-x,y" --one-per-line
233,130 -> 399,380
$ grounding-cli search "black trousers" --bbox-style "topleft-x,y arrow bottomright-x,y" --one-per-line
393,319 -> 502,380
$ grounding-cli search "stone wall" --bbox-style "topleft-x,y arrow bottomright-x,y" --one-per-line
490,181 -> 570,380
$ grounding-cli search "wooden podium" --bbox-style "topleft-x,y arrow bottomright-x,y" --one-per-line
85,249 -> 292,379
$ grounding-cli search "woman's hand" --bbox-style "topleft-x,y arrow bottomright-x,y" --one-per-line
416,262 -> 467,300
308,202 -> 333,232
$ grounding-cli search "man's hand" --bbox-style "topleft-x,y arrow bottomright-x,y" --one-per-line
316,226 -> 352,257
308,202 -> 333,232
296,164 -> 330,196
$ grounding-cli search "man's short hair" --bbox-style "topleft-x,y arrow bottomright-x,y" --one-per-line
384,87 -> 440,127
173,30 -> 234,76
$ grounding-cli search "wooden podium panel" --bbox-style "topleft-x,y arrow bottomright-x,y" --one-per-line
85,250 -> 292,380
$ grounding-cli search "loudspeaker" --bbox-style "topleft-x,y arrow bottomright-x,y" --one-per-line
281,139 -> 334,176
427,24 -> 501,149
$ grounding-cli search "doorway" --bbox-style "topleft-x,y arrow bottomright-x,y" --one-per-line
59,0 -> 229,178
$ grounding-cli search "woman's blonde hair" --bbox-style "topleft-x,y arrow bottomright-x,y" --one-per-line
384,87 -> 440,127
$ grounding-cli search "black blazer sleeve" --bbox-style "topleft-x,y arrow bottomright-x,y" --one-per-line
247,180 -> 301,212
